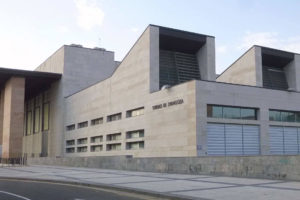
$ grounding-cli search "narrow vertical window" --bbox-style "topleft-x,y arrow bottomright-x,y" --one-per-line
34,107 -> 40,133
26,111 -> 32,135
42,103 -> 49,131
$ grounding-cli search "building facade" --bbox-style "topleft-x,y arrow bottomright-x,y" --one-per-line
0,25 -> 300,158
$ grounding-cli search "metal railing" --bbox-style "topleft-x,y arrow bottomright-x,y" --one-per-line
0,157 -> 27,166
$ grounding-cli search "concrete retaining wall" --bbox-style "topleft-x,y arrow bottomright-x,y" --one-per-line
28,155 -> 300,181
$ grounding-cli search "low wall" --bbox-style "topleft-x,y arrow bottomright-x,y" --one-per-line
28,155 -> 300,181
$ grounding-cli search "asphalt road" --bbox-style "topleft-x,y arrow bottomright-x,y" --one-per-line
0,179 -> 167,200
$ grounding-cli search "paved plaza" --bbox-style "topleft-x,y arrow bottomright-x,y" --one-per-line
0,165 -> 299,200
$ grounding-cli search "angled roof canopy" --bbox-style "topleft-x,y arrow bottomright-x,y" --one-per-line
0,67 -> 61,99
261,47 -> 294,68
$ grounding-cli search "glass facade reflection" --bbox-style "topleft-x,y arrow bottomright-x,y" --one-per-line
270,109 -> 300,123
207,105 -> 257,120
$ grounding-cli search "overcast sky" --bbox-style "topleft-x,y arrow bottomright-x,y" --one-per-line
0,0 -> 300,73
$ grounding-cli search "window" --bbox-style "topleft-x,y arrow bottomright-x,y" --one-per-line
126,107 -> 144,118
281,111 -> 295,122
207,105 -> 222,118
66,147 -> 75,153
26,111 -> 32,135
77,146 -> 88,153
66,124 -> 75,131
126,130 -> 144,139
269,110 -> 281,121
126,141 -> 144,150
42,103 -> 49,131
107,133 -> 121,141
269,109 -> 300,123
106,143 -> 121,151
77,138 -> 88,145
66,140 -> 75,146
297,113 -> 300,123
90,136 -> 103,143
34,107 -> 40,133
207,105 -> 257,120
91,117 -> 103,126
241,108 -> 256,120
223,107 -> 240,119
78,121 -> 88,129
91,145 -> 103,152
107,113 -> 122,122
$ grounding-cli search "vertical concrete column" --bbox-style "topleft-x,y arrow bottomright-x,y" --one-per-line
2,77 -> 25,158
254,47 -> 263,87
149,26 -> 160,92
196,37 -> 216,81
294,54 -> 300,91
259,106 -> 270,155
0,90 -> 4,155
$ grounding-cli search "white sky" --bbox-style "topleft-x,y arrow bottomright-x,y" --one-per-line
0,0 -> 299,74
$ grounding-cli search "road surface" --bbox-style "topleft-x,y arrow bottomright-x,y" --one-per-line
0,179 -> 168,200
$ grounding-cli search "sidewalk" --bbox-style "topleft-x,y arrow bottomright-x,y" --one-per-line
0,165 -> 299,200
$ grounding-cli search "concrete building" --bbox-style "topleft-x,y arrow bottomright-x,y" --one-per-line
0,25 -> 300,158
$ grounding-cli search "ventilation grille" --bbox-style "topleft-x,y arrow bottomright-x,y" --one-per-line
159,50 -> 200,88
263,66 -> 288,90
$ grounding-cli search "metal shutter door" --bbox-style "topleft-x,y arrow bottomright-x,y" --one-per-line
298,128 -> 300,153
283,127 -> 299,154
269,126 -> 284,155
207,123 -> 225,155
225,124 -> 243,155
243,125 -> 260,155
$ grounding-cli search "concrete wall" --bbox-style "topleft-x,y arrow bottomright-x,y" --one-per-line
0,90 -> 4,150
195,80 -> 300,156
149,26 -> 160,93
284,54 -> 300,91
217,46 -> 262,86
22,91 -> 51,157
64,26 -> 197,158
27,155 -> 300,181
2,77 -> 25,158
196,37 -> 216,81
295,54 -> 300,91
63,46 -> 117,97
35,47 -> 65,74
27,45 -> 117,158
33,47 -> 65,157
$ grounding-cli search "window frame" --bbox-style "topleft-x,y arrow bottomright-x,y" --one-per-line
66,124 -> 76,131
126,107 -> 145,118
207,104 -> 258,120
269,109 -> 300,123
91,117 -> 103,126
42,102 -> 50,131
107,113 -> 122,122
33,106 -> 40,134
77,121 -> 88,129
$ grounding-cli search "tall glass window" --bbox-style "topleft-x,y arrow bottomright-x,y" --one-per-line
42,103 -> 49,131
34,107 -> 40,133
26,111 -> 32,135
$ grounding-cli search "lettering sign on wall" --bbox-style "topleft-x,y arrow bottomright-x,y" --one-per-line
152,99 -> 184,110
